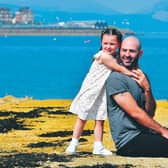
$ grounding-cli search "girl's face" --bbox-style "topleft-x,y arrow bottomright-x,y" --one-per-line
101,34 -> 120,55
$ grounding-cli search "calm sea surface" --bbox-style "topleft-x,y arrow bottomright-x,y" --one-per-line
0,33 -> 167,100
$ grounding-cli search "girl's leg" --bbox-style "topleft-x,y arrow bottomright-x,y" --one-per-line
93,120 -> 112,155
72,117 -> 86,139
94,120 -> 104,141
66,117 -> 86,154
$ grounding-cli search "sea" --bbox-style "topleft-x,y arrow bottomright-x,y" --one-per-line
0,32 -> 168,100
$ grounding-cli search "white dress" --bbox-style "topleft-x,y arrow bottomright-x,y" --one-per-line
69,51 -> 111,120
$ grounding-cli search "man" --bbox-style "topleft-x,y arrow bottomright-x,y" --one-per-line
106,36 -> 168,157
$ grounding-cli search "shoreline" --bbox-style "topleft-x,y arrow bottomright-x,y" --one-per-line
0,95 -> 167,101
0,95 -> 167,111
0,28 -> 135,36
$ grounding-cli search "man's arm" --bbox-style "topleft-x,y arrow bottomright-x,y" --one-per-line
132,69 -> 156,117
112,92 -> 168,139
144,88 -> 156,117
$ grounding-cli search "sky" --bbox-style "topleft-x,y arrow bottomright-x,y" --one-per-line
0,0 -> 168,27
0,0 -> 167,14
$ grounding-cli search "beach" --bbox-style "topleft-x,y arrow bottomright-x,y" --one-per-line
0,95 -> 168,167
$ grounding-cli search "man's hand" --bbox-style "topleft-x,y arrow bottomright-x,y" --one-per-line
161,127 -> 168,139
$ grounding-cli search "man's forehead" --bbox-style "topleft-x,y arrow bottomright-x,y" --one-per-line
121,41 -> 139,50
122,37 -> 140,48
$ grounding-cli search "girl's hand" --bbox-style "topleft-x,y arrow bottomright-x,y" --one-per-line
131,68 -> 150,92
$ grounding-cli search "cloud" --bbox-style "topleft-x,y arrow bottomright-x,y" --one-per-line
152,11 -> 168,22
96,0 -> 162,14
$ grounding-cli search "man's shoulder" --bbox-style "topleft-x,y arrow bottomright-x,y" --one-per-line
109,71 -> 126,78
107,71 -> 130,84
106,71 -> 130,94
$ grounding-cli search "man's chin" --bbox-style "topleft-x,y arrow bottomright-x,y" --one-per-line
123,63 -> 131,67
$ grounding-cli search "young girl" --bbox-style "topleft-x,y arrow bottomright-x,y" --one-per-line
66,28 -> 135,155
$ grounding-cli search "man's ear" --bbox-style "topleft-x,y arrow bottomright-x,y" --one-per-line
138,50 -> 143,58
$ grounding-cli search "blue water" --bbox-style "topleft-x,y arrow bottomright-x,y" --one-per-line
0,33 -> 167,100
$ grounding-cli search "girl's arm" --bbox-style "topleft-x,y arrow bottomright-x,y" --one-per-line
100,52 -> 136,77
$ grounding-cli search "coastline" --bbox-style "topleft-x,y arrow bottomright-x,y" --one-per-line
0,28 -> 135,36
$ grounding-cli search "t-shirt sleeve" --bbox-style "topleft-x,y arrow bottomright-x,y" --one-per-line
106,72 -> 129,97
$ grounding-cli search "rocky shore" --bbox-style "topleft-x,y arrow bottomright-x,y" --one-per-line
0,95 -> 167,167
0,28 -> 135,36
